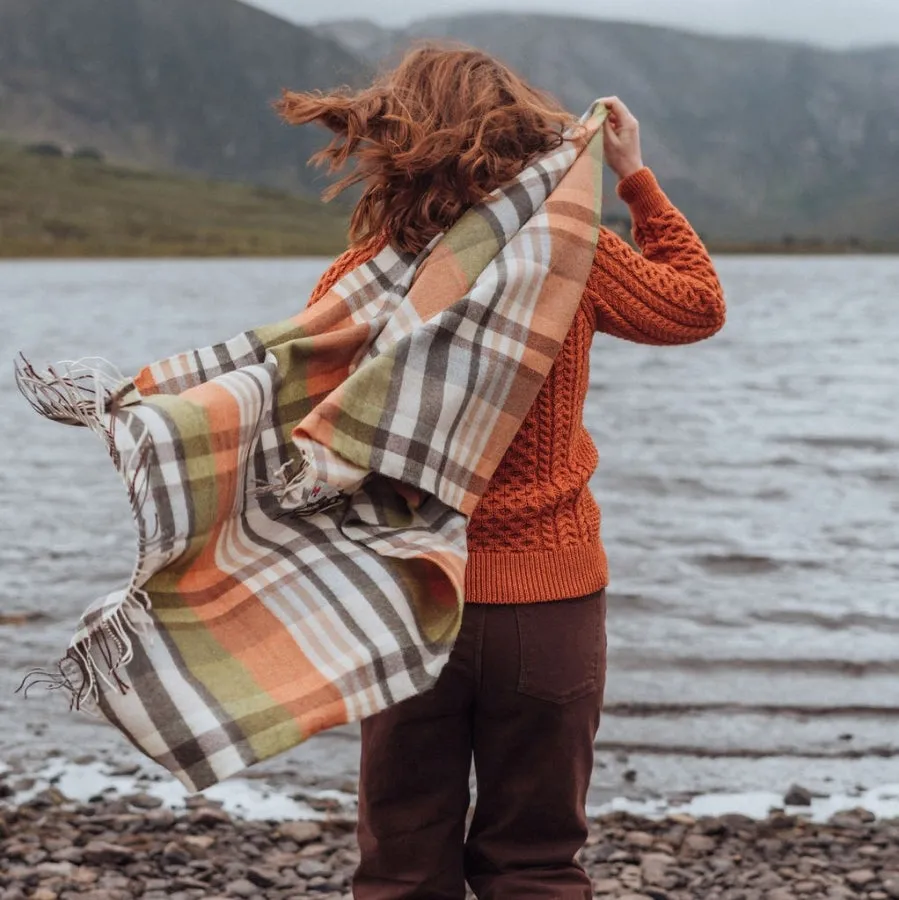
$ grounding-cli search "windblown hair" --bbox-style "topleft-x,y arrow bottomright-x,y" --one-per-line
275,44 -> 577,255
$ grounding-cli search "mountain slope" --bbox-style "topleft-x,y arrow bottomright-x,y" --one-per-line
2,2 -> 897,242
0,0 -> 370,193
0,142 -> 350,257
317,14 -> 899,241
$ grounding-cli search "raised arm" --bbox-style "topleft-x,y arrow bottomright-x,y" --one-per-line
589,97 -> 726,345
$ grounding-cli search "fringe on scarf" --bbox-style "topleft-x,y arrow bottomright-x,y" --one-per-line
13,354 -> 157,711
16,590 -> 155,713
14,354 -> 347,708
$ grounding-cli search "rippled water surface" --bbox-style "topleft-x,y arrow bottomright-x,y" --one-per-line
1,256 -> 897,803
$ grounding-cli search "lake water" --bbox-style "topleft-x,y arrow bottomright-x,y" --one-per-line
1,256 -> 898,810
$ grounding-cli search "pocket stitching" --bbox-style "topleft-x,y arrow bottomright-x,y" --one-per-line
515,595 -> 601,705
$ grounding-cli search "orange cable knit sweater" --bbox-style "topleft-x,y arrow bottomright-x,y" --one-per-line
308,167 -> 726,603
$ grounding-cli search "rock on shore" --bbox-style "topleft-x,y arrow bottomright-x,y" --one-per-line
2,789 -> 899,899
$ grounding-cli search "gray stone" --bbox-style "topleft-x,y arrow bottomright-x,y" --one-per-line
709,857 -> 735,874
845,868 -> 877,887
825,888 -> 855,900
35,862 -> 75,879
79,891 -> 135,900
783,785 -> 814,807
278,821 -> 323,845
626,831 -> 655,849
183,835 -> 215,857
246,866 -> 280,888
82,841 -> 136,866
162,841 -> 192,866
297,858 -> 331,878
123,792 -> 163,810
143,808 -> 176,829
717,813 -> 757,832
96,875 -> 131,891
829,807 -> 876,826
753,871 -> 784,890
105,762 -> 141,776
224,879 -> 257,898
171,877 -> 212,891
684,834 -> 717,854
0,890 -> 28,900
69,867 -> 100,887
641,853 -> 675,885
30,890 -> 58,900
223,862 -> 247,880
188,806 -> 232,827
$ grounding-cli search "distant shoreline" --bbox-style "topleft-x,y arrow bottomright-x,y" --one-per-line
5,145 -> 897,260
707,242 -> 899,256
3,243 -> 898,260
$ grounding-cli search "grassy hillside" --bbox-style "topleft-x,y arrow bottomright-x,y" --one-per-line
0,144 -> 350,258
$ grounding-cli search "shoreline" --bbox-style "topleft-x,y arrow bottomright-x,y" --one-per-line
3,784 -> 899,900
2,246 -> 899,261
4,753 -> 899,826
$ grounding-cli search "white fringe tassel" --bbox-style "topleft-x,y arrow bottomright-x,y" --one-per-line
14,354 -> 157,710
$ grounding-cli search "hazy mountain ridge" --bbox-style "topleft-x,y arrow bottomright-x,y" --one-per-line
0,0 -> 370,192
317,14 -> 899,241
1,1 -> 897,242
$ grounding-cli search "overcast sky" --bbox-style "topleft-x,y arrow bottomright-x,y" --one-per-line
241,0 -> 899,48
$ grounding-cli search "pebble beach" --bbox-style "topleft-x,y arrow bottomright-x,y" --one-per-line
4,781 -> 899,900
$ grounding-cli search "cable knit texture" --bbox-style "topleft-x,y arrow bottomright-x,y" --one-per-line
308,167 -> 725,603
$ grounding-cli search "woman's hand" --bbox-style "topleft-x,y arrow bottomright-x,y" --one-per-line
599,96 -> 644,181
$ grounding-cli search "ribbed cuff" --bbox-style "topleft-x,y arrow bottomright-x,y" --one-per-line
464,542 -> 608,604
616,167 -> 670,222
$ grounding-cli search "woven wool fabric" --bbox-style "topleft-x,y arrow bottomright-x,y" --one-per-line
16,105 -> 607,792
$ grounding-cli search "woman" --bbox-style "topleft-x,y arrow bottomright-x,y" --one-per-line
279,45 -> 725,900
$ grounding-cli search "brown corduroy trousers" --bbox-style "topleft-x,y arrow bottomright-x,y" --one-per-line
353,590 -> 607,900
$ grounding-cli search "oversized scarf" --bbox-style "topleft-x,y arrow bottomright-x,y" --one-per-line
15,103 -> 608,792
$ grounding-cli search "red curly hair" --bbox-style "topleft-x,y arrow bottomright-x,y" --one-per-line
275,44 -> 576,255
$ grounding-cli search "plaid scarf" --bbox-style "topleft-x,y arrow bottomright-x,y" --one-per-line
15,104 -> 607,792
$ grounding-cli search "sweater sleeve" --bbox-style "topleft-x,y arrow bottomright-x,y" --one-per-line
588,168 -> 726,345
307,246 -> 365,308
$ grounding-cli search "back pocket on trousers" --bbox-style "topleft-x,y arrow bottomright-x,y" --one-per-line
515,590 -> 606,704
